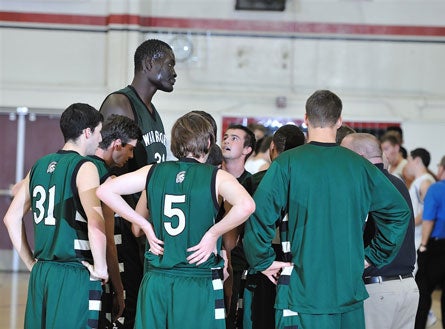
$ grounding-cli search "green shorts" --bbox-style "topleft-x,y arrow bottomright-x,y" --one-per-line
275,303 -> 365,329
135,268 -> 225,329
25,260 -> 102,329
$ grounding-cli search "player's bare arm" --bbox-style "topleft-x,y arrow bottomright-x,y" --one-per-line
77,161 -> 108,282
135,191 -> 164,255
187,170 -> 255,265
97,165 -> 163,252
102,201 -> 125,319
3,173 -> 36,271
100,94 -> 134,121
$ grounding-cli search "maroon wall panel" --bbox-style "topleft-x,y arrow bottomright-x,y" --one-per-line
0,113 -> 63,249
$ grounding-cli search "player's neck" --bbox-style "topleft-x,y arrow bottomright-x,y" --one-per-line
222,159 -> 246,178
131,77 -> 156,109
306,127 -> 337,143
62,140 -> 87,156
95,148 -> 113,167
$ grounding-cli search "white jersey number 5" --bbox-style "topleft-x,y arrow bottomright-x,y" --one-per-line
164,194 -> 186,236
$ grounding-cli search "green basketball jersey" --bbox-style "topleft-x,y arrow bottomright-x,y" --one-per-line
145,158 -> 223,270
29,150 -> 93,263
111,85 -> 167,167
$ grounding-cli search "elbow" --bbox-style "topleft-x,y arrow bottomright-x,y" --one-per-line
3,214 -> 14,229
245,197 -> 256,218
3,215 -> 9,228
96,185 -> 106,203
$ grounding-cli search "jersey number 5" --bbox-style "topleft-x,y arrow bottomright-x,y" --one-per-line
164,194 -> 186,236
32,185 -> 56,225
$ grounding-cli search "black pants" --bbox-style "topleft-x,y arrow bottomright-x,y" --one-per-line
415,238 -> 445,329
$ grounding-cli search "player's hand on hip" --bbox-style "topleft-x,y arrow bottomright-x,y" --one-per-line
82,260 -> 109,284
142,223 -> 164,255
187,230 -> 218,265
262,261 -> 293,285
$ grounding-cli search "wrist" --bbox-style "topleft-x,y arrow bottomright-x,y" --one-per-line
364,259 -> 371,269
94,266 -> 108,277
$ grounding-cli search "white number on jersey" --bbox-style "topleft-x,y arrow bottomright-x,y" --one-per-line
155,152 -> 166,163
33,185 -> 56,225
163,194 -> 186,236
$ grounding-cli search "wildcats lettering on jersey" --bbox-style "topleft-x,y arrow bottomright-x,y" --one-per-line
142,130 -> 167,147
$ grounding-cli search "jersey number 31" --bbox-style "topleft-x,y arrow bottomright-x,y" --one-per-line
32,185 -> 56,225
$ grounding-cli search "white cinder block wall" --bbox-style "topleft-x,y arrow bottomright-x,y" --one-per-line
1,0 -> 445,165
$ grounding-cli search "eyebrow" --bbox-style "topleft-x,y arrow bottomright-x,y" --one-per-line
224,132 -> 242,139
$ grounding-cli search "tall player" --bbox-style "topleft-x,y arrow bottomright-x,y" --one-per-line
99,39 -> 177,328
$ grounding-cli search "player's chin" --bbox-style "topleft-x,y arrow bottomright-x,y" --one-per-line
160,82 -> 174,92
162,86 -> 174,92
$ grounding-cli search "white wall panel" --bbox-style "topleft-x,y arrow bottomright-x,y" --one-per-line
2,29 -> 107,88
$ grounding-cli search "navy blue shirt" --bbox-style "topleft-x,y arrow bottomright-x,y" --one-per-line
363,163 -> 416,277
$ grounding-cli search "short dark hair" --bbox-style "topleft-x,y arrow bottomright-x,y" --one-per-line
336,125 -> 356,144
386,126 -> 403,142
227,124 -> 256,159
206,144 -> 223,167
380,131 -> 402,146
257,136 -> 273,154
134,39 -> 173,72
306,90 -> 342,128
273,124 -> 305,154
171,112 -> 215,159
99,114 -> 142,149
410,148 -> 431,168
247,123 -> 268,137
60,103 -> 103,142
400,146 -> 408,159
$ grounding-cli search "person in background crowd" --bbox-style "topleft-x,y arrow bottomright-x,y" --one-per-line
381,132 -> 408,183
335,124 -> 356,144
415,155 -> 445,329
244,135 -> 272,174
220,124 -> 256,329
341,133 -> 418,329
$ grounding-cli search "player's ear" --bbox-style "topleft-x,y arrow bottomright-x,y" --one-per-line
83,127 -> 91,138
112,139 -> 122,150
335,116 -> 343,129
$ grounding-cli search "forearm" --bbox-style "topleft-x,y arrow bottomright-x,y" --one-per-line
243,214 -> 277,272
208,199 -> 254,238
88,222 -> 108,275
100,193 -> 148,229
106,241 -> 124,295
415,212 -> 423,226
103,205 -> 124,293
366,213 -> 410,267
6,219 -> 35,270
421,220 -> 435,246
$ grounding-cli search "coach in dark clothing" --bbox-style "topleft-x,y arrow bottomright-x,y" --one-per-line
341,133 -> 419,329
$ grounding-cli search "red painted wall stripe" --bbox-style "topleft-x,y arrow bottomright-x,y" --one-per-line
1,11 -> 445,37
